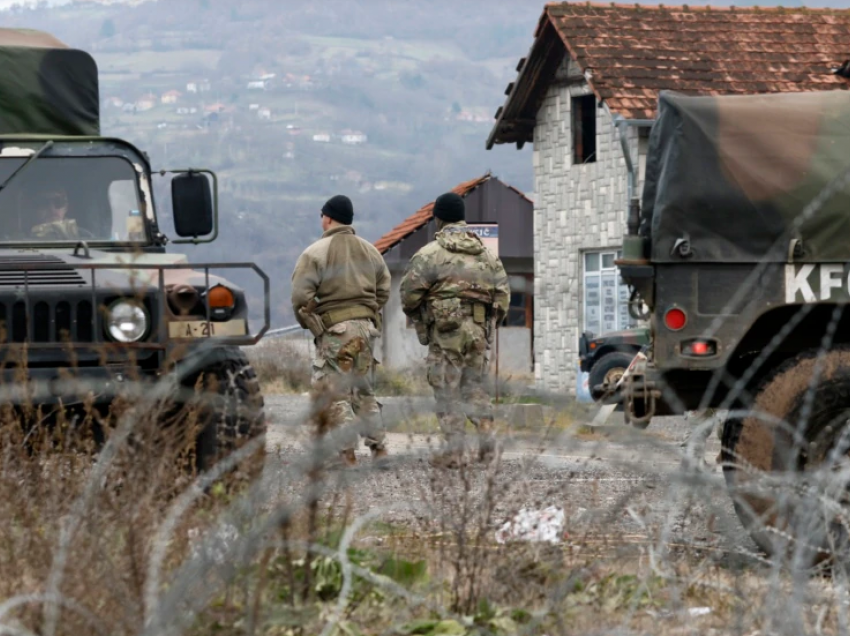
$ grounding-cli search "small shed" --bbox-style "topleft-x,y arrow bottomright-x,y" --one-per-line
374,173 -> 534,373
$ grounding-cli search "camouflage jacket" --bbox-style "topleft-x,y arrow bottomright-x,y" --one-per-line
30,219 -> 79,240
400,221 -> 510,323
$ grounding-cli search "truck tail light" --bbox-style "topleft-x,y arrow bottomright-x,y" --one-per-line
681,338 -> 717,357
664,307 -> 687,331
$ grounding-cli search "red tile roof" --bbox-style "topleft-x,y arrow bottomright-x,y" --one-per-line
374,174 -> 492,255
488,2 -> 850,147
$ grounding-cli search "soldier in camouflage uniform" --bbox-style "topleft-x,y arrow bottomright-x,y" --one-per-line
400,192 -> 510,468
26,187 -> 82,239
291,194 -> 391,466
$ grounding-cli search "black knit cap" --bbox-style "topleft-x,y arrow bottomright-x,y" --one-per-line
433,192 -> 465,223
321,194 -> 354,225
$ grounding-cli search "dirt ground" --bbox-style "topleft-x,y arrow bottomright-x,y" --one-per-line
261,395 -> 758,564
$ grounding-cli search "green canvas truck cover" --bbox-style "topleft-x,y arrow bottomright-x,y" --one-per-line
641,89 -> 850,263
0,28 -> 99,136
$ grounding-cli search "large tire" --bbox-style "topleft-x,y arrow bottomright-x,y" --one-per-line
183,348 -> 266,479
722,349 -> 850,568
589,351 -> 635,401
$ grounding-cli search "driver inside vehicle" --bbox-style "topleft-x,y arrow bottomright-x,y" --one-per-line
26,187 -> 81,240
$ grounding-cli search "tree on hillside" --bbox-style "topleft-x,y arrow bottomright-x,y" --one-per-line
99,19 -> 116,39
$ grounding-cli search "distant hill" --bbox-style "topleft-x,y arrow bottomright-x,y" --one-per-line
1,0 -> 847,326
0,0 -> 540,327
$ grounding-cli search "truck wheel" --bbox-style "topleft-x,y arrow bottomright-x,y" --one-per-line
589,352 -> 634,401
722,349 -> 850,567
183,348 -> 266,480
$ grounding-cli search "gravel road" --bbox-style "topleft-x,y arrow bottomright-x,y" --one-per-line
261,394 -> 755,560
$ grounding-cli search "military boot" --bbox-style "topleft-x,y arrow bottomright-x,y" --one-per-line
430,431 -> 465,470
428,448 -> 464,470
339,448 -> 357,467
370,444 -> 390,470
477,417 -> 497,463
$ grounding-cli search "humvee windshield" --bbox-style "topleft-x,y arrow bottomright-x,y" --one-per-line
0,155 -> 145,243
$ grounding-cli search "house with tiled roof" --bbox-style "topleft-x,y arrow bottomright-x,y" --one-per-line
487,1 -> 850,394
374,174 -> 534,372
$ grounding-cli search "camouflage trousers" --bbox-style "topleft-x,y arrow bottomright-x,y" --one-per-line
426,318 -> 493,450
310,318 -> 385,452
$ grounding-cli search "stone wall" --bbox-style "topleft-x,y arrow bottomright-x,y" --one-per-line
531,65 -> 646,394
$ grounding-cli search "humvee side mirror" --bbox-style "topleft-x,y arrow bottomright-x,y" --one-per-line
172,172 -> 214,240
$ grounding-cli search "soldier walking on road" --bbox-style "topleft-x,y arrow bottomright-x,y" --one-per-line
291,194 -> 391,466
400,192 -> 510,468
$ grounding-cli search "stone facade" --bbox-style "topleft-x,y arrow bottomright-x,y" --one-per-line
531,59 -> 647,394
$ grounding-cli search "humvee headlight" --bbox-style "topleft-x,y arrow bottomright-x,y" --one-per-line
107,300 -> 149,343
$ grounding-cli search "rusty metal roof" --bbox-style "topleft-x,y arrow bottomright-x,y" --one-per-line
488,2 -> 850,148
374,174 -> 493,255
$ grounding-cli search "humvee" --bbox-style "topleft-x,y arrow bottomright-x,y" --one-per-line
618,89 -> 850,564
579,327 -> 647,401
0,30 -> 268,470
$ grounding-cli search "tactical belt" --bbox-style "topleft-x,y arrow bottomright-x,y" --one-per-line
320,305 -> 376,329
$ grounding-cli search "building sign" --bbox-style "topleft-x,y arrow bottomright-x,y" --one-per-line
465,223 -> 499,257
583,249 -> 636,337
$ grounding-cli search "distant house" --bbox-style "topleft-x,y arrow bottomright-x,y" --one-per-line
312,133 -> 330,143
104,96 -> 124,109
341,130 -> 367,145
135,94 -> 156,112
258,107 -> 272,120
247,80 -> 268,91
176,107 -> 191,115
374,174 -> 534,372
248,104 -> 260,111
188,80 -> 211,93
161,90 -> 181,105
204,103 -> 226,114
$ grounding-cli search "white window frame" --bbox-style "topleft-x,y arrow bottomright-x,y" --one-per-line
582,248 -> 635,337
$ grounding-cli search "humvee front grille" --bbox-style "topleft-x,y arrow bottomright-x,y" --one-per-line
0,299 -> 96,343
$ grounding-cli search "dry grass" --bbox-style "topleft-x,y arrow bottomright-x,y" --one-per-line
0,345 -> 849,636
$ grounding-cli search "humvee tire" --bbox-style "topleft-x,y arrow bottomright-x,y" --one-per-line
181,348 -> 266,478
722,349 -> 850,567
589,351 -> 634,399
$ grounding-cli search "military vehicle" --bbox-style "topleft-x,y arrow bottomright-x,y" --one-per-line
0,30 -> 268,470
617,89 -> 850,564
579,327 -> 647,401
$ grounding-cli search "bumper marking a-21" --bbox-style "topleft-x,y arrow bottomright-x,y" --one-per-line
168,319 -> 247,338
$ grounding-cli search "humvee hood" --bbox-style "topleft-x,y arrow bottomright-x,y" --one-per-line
0,249 -> 240,292
436,225 -> 484,255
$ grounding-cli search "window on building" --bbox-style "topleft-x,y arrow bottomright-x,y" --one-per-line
504,291 -> 532,327
572,94 -> 597,164
583,249 -> 635,337
503,274 -> 533,328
